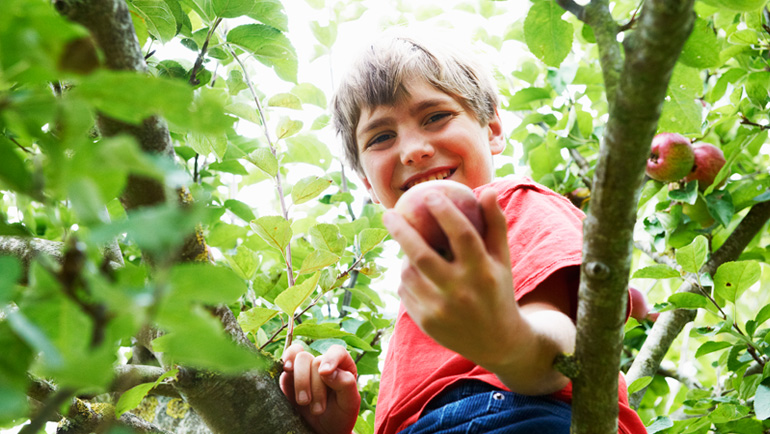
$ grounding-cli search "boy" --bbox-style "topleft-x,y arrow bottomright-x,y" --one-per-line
280,34 -> 647,434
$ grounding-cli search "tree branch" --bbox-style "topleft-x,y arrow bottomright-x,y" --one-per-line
626,200 -> 770,407
571,0 -> 696,431
555,0 -> 587,22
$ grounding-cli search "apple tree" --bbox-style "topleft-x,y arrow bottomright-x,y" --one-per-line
0,0 -> 769,433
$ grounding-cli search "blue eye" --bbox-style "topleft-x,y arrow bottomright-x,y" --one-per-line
367,133 -> 393,148
426,113 -> 451,124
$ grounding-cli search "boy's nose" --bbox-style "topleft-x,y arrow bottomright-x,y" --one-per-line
400,138 -> 435,165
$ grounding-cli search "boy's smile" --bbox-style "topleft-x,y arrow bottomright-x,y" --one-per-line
355,80 -> 505,209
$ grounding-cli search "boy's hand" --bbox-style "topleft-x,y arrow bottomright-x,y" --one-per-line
383,188 -> 574,395
280,344 -> 361,434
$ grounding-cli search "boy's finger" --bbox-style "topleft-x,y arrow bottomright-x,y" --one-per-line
310,359 -> 327,415
318,345 -> 358,377
321,369 -> 361,413
282,343 -> 305,371
423,192 -> 486,264
279,371 -> 296,403
479,189 -> 510,262
292,351 -> 314,405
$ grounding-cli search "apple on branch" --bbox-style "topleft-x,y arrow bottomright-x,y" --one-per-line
683,142 -> 727,191
393,180 -> 486,260
629,287 -> 658,322
646,133 -> 695,182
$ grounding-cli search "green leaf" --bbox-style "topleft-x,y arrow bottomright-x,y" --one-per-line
168,263 -> 248,304
675,235 -> 708,273
309,224 -> 347,256
658,64 -> 702,135
755,304 -> 770,328
746,71 -> 770,107
358,228 -> 389,256
274,272 -> 320,314
667,292 -> 710,310
268,92 -> 303,109
668,181 -> 699,205
0,256 -> 21,304
284,134 -> 333,170
115,369 -> 178,418
151,308 -> 266,372
129,0 -> 177,43
299,250 -> 340,274
523,0 -> 573,67
224,199 -> 256,222
225,245 -> 259,281
226,24 -> 298,83
627,376 -> 653,394
709,403 -> 750,424
632,265 -> 681,279
713,261 -> 761,304
293,323 -> 373,351
679,18 -> 721,68
700,0 -> 768,11
0,137 -> 34,196
292,83 -> 326,108
646,416 -> 674,434
237,307 -> 279,334
694,341 -> 732,358
756,381 -> 770,420
250,216 -> 292,252
291,176 -> 332,205
704,190 -> 734,227
507,87 -> 552,110
310,21 -> 337,48
247,148 -> 279,177
276,116 -> 303,139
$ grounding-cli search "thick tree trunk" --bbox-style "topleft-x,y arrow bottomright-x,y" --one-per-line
565,0 -> 695,432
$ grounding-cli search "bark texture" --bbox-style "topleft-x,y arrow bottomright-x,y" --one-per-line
567,0 -> 695,432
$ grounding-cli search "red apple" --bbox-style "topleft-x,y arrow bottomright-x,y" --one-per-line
683,142 -> 727,191
646,133 -> 695,182
393,180 -> 486,258
629,287 -> 658,322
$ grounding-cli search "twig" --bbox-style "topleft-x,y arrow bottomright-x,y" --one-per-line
740,114 -> 770,131
189,17 -> 223,86
568,148 -> 594,190
618,0 -> 644,32
555,0 -> 587,22
8,136 -> 32,153
20,387 -> 75,434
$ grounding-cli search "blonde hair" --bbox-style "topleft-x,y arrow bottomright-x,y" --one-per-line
331,33 -> 499,177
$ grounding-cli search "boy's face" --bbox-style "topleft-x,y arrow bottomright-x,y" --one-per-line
355,79 -> 505,209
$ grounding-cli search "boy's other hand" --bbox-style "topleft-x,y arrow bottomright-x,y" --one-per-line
280,343 -> 361,434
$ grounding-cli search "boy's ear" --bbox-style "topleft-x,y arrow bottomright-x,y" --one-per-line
361,177 -> 381,204
487,109 -> 505,155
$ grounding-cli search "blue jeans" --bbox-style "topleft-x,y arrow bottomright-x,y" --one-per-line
398,380 -> 572,434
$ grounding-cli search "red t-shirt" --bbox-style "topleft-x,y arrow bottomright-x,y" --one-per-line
374,177 -> 647,434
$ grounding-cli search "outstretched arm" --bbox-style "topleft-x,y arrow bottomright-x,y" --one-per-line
383,188 -> 575,395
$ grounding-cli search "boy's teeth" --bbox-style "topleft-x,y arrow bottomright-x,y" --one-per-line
407,170 -> 451,189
